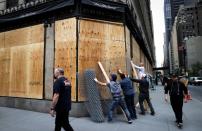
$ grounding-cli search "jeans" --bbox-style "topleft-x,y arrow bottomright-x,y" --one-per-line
139,93 -> 155,114
55,110 -> 74,131
108,97 -> 131,121
125,94 -> 137,119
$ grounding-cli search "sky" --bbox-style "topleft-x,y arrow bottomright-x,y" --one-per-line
150,0 -> 165,67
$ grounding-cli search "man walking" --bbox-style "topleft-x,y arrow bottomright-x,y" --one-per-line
164,74 -> 188,128
94,73 -> 133,124
130,74 -> 155,116
50,68 -> 74,131
118,72 -> 137,119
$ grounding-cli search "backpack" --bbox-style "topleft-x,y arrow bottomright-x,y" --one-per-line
109,81 -> 122,97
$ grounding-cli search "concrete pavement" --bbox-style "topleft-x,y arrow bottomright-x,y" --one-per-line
0,85 -> 202,131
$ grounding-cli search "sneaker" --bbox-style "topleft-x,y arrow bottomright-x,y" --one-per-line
177,123 -> 183,128
128,120 -> 133,124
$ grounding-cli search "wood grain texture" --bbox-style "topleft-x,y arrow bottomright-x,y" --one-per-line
0,24 -> 44,99
0,33 -> 5,48
0,48 -> 10,96
9,44 -> 44,98
55,18 -> 77,101
78,19 -> 126,101
132,37 -> 140,65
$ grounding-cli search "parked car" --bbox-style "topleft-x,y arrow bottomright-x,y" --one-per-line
189,77 -> 202,86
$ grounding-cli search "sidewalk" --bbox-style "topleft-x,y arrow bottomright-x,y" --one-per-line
0,85 -> 202,131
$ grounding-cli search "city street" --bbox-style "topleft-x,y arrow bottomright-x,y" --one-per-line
0,85 -> 202,131
188,85 -> 202,102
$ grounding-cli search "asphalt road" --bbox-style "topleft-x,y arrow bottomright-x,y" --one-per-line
188,85 -> 202,102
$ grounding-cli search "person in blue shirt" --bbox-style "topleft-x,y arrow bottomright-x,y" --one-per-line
118,72 -> 137,119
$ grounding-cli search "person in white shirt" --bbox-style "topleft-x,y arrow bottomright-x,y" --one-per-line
132,62 -> 145,79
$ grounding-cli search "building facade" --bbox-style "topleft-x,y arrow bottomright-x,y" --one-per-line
164,0 -> 172,71
169,17 -> 179,73
164,0 -> 201,73
186,36 -> 202,69
0,0 -> 155,116
176,1 -> 202,72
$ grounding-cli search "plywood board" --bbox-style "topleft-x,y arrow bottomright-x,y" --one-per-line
0,48 -> 10,96
132,37 -> 140,65
0,33 -> 5,48
0,24 -> 44,99
5,27 -> 31,48
31,25 -> 44,43
4,25 -> 44,48
78,19 -> 126,101
9,43 -> 44,99
55,18 -> 77,101
125,26 -> 131,75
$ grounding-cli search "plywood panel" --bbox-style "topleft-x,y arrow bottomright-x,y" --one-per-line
5,27 -> 31,47
79,20 -> 107,40
4,25 -> 44,48
0,33 -> 5,48
0,48 -> 10,96
55,18 -> 77,101
108,23 -> 124,41
132,37 -> 140,65
27,43 -> 44,98
78,19 -> 126,101
31,25 -> 44,43
0,24 -> 44,99
9,43 -> 44,99
125,26 -> 131,75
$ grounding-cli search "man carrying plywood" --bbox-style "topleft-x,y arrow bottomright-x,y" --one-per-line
94,62 -> 132,124
94,74 -> 132,124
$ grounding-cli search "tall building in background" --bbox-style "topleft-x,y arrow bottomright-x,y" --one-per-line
164,0 -> 199,73
176,1 -> 202,72
164,0 -> 172,73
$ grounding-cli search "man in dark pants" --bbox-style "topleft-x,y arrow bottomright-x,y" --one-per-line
164,74 -> 188,128
118,72 -> 137,119
50,68 -> 74,131
130,74 -> 155,116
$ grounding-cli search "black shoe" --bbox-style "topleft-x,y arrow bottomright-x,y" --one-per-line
139,112 -> 145,115
151,112 -> 155,116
